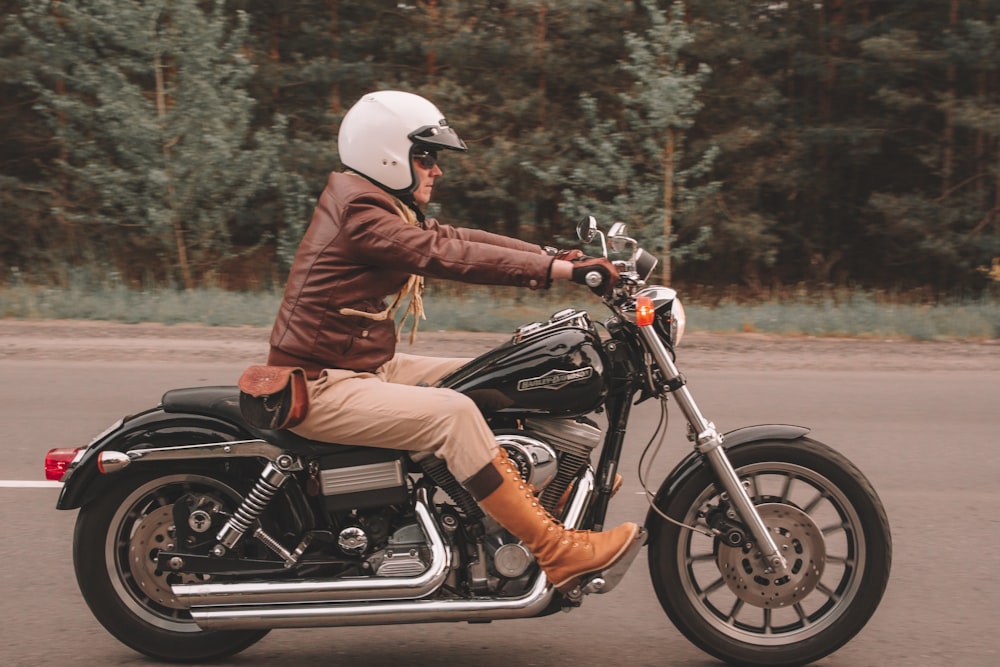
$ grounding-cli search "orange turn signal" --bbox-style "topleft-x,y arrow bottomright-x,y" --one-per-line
636,296 -> 655,327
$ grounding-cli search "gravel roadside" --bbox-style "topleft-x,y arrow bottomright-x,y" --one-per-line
1,318 -> 997,372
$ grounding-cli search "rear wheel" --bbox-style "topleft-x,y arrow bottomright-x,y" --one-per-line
648,439 -> 891,667
74,471 -> 269,662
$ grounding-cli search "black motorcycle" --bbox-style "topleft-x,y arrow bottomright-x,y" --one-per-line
45,218 -> 891,666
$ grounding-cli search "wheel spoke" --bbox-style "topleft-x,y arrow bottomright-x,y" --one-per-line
701,576 -> 727,597
778,473 -> 793,502
725,598 -> 745,623
802,490 -> 827,513
794,602 -> 811,626
748,473 -> 762,502
688,552 -> 716,563
824,553 -> 851,566
816,581 -> 841,602
821,520 -> 847,536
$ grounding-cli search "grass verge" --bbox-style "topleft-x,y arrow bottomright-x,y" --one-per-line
1,284 -> 997,340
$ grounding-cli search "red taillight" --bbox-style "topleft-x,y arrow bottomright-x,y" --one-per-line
45,447 -> 82,481
636,296 -> 655,327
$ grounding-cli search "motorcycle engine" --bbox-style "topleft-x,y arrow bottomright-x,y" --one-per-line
317,450 -> 409,512
327,508 -> 430,578
496,434 -> 558,489
516,416 -> 603,514
366,521 -> 430,578
311,448 -> 432,576
310,417 -> 604,586
497,417 -> 602,492
475,417 -> 605,586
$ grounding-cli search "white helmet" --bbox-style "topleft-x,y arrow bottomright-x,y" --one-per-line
337,91 -> 467,195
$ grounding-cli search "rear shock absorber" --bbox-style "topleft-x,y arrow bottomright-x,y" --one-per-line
214,459 -> 292,553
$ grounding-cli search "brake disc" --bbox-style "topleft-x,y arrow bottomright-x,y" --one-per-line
126,504 -> 183,607
715,503 -> 826,608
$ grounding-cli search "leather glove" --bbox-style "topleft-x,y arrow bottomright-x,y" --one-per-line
554,248 -> 585,262
543,246 -> 585,262
570,256 -> 619,295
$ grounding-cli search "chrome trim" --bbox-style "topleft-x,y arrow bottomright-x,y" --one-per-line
97,451 -> 131,474
216,462 -> 291,550
320,459 -> 404,496
523,417 -> 603,457
186,472 -> 596,630
96,440 -> 297,475
563,468 -> 594,522
191,570 -> 553,630
637,324 -> 786,571
127,439 -> 287,462
495,434 -> 559,489
512,309 -> 593,344
173,488 -> 450,606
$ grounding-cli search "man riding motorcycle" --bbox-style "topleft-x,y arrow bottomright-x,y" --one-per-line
266,90 -> 641,593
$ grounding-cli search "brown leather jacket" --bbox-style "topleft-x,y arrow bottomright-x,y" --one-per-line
268,172 -> 553,376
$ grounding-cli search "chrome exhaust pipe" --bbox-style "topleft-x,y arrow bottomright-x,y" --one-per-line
190,570 -> 554,630
185,471 -> 595,630
173,491 -> 450,606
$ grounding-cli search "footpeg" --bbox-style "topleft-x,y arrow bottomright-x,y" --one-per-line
582,527 -> 647,595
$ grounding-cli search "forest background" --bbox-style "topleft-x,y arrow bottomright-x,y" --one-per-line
1,1 -> 998,315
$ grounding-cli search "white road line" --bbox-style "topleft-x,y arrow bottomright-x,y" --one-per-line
0,481 -> 63,488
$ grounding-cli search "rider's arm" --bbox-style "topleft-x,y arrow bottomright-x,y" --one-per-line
550,260 -> 572,281
422,217 -> 542,254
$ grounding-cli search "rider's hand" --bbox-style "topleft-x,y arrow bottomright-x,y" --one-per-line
554,248 -> 584,262
542,247 -> 585,262
570,256 -> 619,295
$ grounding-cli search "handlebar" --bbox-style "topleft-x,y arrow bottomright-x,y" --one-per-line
568,218 -> 660,296
584,271 -> 604,289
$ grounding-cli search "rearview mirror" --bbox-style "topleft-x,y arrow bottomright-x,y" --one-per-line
608,222 -> 630,252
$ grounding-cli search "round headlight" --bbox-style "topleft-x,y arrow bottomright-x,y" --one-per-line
672,297 -> 686,346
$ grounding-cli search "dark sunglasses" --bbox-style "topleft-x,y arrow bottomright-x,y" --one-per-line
413,150 -> 439,169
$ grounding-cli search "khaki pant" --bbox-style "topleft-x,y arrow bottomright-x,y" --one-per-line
290,353 -> 498,481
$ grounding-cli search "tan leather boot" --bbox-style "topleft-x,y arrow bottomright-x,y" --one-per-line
467,450 -> 641,593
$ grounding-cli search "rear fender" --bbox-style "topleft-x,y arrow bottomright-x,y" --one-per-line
56,407 -> 252,510
643,424 -> 810,532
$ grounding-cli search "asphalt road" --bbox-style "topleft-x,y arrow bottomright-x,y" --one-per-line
1,323 -> 998,666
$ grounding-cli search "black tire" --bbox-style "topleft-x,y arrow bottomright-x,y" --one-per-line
647,438 -> 891,667
73,471 -> 269,662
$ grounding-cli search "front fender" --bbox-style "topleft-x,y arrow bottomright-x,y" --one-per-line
56,407 -> 251,510
643,424 -> 810,530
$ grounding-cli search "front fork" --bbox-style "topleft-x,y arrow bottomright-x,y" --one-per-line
637,328 -> 788,573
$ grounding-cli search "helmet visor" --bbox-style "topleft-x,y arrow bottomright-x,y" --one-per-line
409,123 -> 467,152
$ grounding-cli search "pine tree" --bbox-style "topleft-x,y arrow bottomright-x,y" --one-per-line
390,0 -> 640,244
531,1 -> 716,283
9,0 -> 286,288
3,0 -> 997,294
0,0 -> 57,279
860,0 -> 1000,289
677,0 -> 799,290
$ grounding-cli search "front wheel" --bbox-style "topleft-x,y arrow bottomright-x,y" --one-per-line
648,439 -> 891,667
73,471 -> 269,662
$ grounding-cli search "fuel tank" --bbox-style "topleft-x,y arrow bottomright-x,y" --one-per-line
438,309 -> 608,416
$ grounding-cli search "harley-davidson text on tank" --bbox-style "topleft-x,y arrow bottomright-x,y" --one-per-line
516,367 -> 594,392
